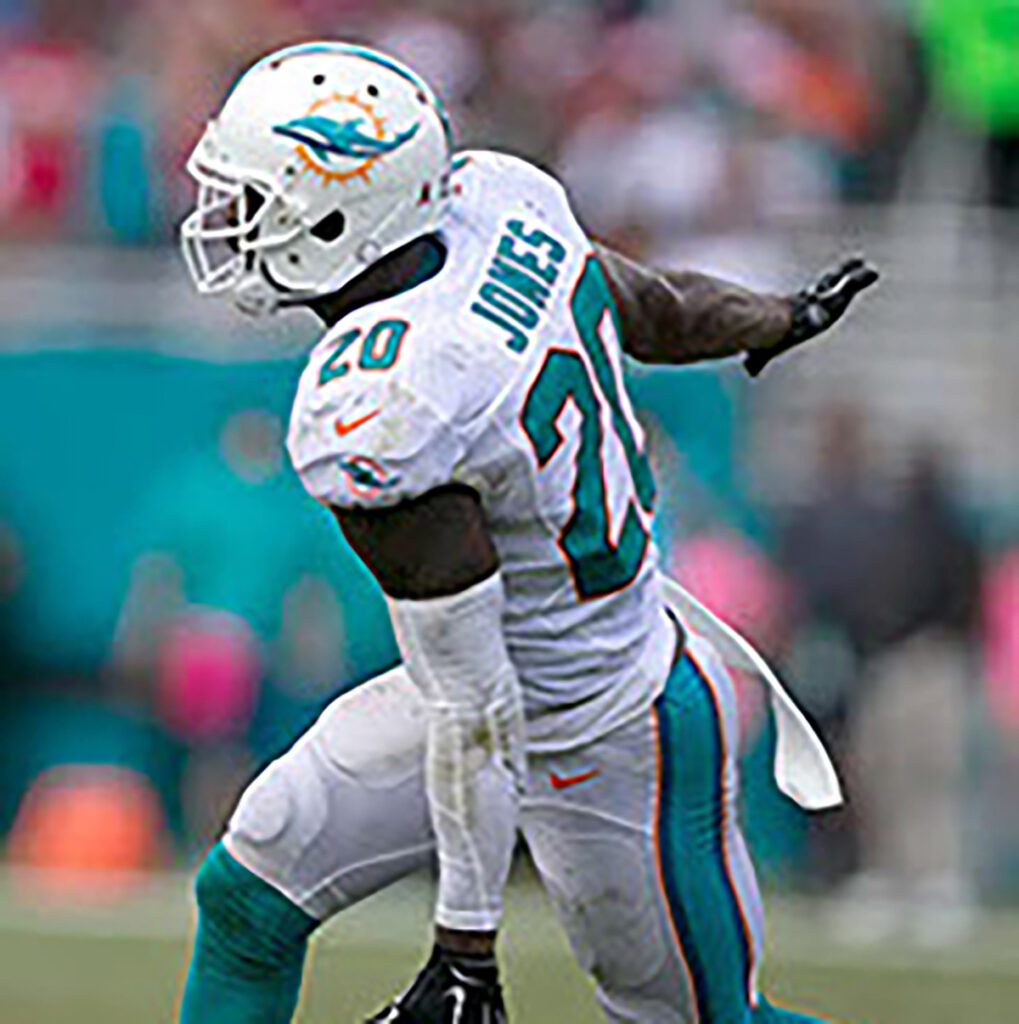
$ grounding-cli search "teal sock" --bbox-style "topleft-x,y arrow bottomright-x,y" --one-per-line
753,994 -> 833,1023
179,842 -> 319,1024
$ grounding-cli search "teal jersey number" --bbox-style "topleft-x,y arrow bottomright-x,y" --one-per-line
319,319 -> 409,386
360,320 -> 407,370
522,256 -> 655,600
318,328 -> 361,386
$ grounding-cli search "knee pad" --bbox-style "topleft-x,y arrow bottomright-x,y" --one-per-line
194,842 -> 318,975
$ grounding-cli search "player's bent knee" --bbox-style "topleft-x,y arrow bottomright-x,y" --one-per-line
194,842 -> 242,916
224,743 -> 333,898
194,841 -> 318,973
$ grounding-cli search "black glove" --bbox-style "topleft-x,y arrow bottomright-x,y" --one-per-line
744,257 -> 880,377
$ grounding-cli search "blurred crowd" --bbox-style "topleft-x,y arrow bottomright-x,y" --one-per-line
0,0 -> 1018,941
2,0 -> 1019,251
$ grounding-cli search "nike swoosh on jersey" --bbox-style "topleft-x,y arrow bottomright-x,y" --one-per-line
549,768 -> 601,790
334,408 -> 381,437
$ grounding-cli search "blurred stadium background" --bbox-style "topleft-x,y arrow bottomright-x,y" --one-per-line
1,0 -> 1019,1020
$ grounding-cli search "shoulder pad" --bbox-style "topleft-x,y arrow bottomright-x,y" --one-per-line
286,317 -> 471,510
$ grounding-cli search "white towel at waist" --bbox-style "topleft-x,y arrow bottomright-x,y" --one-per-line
661,574 -> 843,811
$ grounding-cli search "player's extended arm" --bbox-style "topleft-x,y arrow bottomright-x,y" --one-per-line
335,486 -> 525,950
595,244 -> 879,376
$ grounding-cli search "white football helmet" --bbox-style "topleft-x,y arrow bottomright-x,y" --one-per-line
181,42 -> 453,315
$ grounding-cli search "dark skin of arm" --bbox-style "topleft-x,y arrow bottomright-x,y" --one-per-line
594,242 -> 794,364
334,484 -> 498,601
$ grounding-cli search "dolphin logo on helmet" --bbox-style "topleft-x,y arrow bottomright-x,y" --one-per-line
273,116 -> 420,163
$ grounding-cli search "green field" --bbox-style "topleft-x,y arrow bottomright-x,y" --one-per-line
1,871 -> 1017,1024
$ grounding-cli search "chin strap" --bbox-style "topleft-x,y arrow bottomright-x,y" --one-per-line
231,243 -> 381,318
232,273 -> 284,317
233,268 -> 324,317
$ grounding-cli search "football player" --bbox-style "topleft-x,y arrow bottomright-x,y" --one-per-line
178,42 -> 876,1024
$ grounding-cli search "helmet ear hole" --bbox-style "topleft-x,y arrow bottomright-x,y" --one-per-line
243,185 -> 266,221
310,209 -> 347,243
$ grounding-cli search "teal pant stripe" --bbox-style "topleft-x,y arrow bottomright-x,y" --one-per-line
687,651 -> 757,1005
655,652 -> 754,1023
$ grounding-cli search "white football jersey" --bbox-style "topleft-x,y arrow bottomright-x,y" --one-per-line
288,151 -> 675,752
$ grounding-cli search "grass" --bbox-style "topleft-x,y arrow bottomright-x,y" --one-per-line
0,870 -> 1017,1023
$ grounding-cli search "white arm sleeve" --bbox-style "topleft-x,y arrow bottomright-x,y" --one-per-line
389,572 -> 526,932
